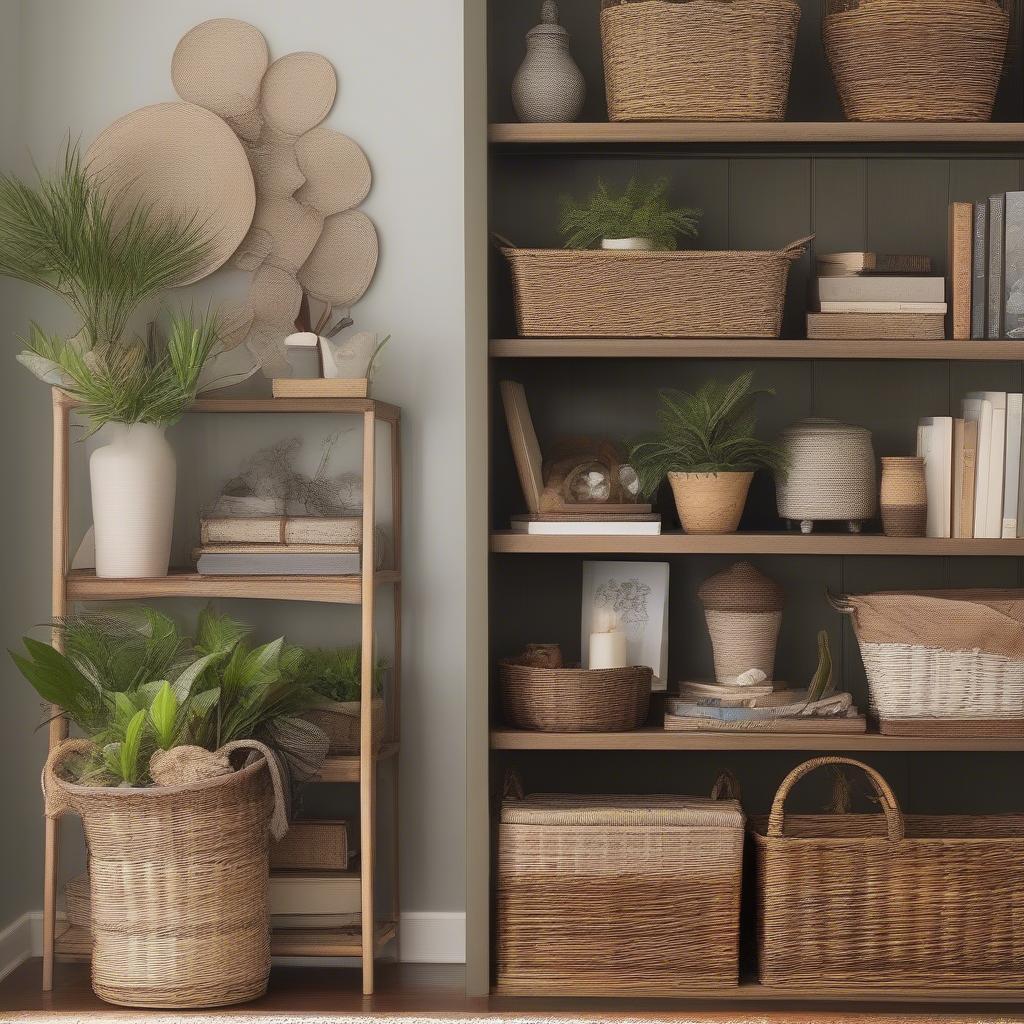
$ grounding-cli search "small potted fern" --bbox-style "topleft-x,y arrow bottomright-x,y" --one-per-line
559,177 -> 701,251
629,372 -> 785,534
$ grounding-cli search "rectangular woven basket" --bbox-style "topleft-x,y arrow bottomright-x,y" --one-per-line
502,238 -> 810,339
752,757 -> 1024,989
270,820 -> 350,871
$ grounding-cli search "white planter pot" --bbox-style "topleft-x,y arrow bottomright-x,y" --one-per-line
601,237 -> 658,250
90,422 -> 176,578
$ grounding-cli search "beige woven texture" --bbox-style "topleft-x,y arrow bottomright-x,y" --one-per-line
698,560 -> 785,612
298,210 -> 379,307
295,127 -> 372,216
498,792 -> 744,991
504,241 -> 809,338
880,456 -> 927,538
303,696 -> 385,755
499,662 -> 652,732
824,0 -> 1009,122
669,471 -> 752,533
705,609 -> 783,683
600,0 -> 800,122
806,312 -> 946,340
260,52 -> 338,137
753,757 -> 1024,988
64,873 -> 91,930
270,819 -> 349,870
43,740 -> 275,1009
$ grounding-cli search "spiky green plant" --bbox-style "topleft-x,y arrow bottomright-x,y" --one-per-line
628,372 -> 786,498
559,177 -> 702,250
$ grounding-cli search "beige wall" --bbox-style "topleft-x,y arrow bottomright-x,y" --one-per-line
0,0 -> 468,939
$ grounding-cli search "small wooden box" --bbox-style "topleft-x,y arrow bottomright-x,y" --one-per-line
270,819 -> 350,871
271,378 -> 369,398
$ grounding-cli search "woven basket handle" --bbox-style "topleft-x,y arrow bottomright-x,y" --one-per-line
710,770 -> 741,802
767,756 -> 905,841
219,740 -> 290,841
41,738 -> 95,819
778,234 -> 815,261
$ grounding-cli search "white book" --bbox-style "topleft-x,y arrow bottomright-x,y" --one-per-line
269,872 -> 360,917
1004,394 -> 1023,538
916,417 -> 953,538
963,396 -> 993,538
816,276 -> 945,303
966,392 -> 1006,539
818,301 -> 948,314
510,516 -> 662,536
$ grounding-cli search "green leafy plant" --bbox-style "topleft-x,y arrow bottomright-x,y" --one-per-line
628,372 -> 786,498
558,177 -> 702,250
288,646 -> 387,703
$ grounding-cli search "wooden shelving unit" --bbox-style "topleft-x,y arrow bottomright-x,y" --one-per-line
44,390 -> 402,997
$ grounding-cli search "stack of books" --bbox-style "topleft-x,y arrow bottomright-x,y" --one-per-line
947,193 -> 1024,340
195,515 -> 362,575
917,391 -> 1024,539
270,871 -> 360,929
808,252 -> 946,340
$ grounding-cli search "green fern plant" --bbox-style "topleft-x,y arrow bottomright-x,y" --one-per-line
288,646 -> 387,703
628,372 -> 786,498
559,177 -> 701,250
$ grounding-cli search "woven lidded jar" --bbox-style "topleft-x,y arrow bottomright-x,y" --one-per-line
775,418 -> 876,534
698,562 -> 785,683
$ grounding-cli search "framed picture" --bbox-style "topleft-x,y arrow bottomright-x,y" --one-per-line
581,560 -> 670,690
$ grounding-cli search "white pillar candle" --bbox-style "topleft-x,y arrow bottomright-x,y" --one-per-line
589,611 -> 628,670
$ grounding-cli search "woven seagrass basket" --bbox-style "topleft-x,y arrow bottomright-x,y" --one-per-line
64,873 -> 91,931
600,0 -> 800,121
270,819 -> 350,870
44,739 -> 277,1008
753,757 -> 1024,988
502,237 -> 811,339
303,696 -> 386,754
499,661 -> 652,732
823,0 -> 1010,122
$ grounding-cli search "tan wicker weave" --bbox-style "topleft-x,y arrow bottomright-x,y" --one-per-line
64,873 -> 91,931
600,0 -> 800,122
270,819 -> 349,870
498,792 -> 744,992
303,696 -> 385,755
499,661 -> 651,732
753,757 -> 1024,989
823,0 -> 1010,122
502,238 -> 811,339
43,740 -> 275,1008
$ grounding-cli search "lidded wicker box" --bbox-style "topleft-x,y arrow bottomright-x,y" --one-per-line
497,791 -> 745,993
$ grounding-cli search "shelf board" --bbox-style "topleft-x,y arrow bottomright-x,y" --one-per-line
491,531 -> 1024,556
489,121 -> 1024,145
65,569 -> 401,605
317,742 -> 399,783
490,727 -> 1024,753
490,338 -> 1024,360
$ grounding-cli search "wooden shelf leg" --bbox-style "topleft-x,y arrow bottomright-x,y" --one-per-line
42,817 -> 59,990
390,417 -> 402,963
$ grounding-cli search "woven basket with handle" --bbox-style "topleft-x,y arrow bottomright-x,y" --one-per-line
752,757 -> 1024,988
43,739 -> 283,1008
502,237 -> 811,339
823,0 -> 1011,122
600,0 -> 801,122
302,696 -> 386,754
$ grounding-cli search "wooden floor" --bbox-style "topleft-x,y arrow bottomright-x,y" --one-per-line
3,960 -> 1024,1021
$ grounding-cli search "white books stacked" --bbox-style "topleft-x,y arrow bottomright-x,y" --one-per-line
511,514 -> 661,536
815,275 -> 947,315
916,417 -> 953,538
270,871 -> 360,929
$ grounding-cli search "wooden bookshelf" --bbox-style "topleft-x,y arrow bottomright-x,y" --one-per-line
490,338 -> 1024,360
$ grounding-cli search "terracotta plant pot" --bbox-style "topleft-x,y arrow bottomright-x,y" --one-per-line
668,471 -> 753,534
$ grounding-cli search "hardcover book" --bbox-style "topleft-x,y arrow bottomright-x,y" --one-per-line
816,252 -> 932,275
1004,393 -> 1023,538
815,276 -> 945,303
917,417 -> 953,538
988,194 -> 1006,339
948,202 -> 973,340
196,552 -> 361,575
1004,191 -> 1024,339
200,516 -> 362,546
962,395 -> 993,538
972,201 -> 988,339
818,301 -> 947,314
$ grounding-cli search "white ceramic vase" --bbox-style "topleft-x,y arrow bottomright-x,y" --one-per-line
601,237 -> 657,250
90,422 -> 176,578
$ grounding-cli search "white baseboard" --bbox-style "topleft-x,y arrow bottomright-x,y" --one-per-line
0,909 -> 465,978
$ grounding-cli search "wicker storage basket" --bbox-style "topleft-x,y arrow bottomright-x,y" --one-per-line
823,0 -> 1010,122
837,589 -> 1024,735
64,873 -> 91,931
753,757 -> 1024,989
499,660 -> 652,731
498,790 -> 745,993
44,739 -> 277,1008
600,0 -> 800,122
303,696 -> 385,754
502,238 -> 811,339
270,819 -> 350,870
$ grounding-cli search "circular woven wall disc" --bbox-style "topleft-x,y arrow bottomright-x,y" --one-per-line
247,197 -> 325,274
294,128 -> 371,216
297,210 -> 379,307
249,265 -> 303,326
86,102 -> 256,285
260,52 -> 337,137
171,19 -> 269,120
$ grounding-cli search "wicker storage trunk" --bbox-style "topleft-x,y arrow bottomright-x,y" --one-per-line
753,757 -> 1024,989
497,791 -> 745,993
271,819 -> 350,870
837,589 -> 1024,735
303,696 -> 386,754
503,240 -> 809,339
600,0 -> 800,122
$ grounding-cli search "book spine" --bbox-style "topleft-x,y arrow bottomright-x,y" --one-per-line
284,519 -> 362,545
1005,393 -> 1023,538
1004,192 -> 1024,340
200,518 -> 285,544
988,194 -> 1006,339
988,403 -> 1007,539
972,201 -> 988,339
952,418 -> 965,539
949,203 -> 973,340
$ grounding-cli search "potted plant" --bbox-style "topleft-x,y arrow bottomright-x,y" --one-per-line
12,607 -> 328,1008
558,176 -> 701,251
0,144 -> 220,578
628,372 -> 785,534
290,645 -> 388,754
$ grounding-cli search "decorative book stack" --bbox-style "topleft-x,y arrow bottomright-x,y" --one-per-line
195,515 -> 363,575
807,252 -> 945,340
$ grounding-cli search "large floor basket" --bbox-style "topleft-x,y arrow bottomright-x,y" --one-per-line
753,757 -> 1024,989
600,0 -> 800,121
502,238 -> 810,339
